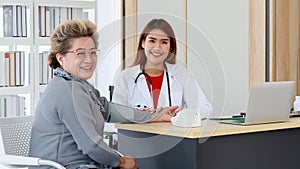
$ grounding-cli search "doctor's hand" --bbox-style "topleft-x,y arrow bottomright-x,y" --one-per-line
150,106 -> 180,122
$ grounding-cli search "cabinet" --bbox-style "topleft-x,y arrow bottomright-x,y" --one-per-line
0,0 -> 97,116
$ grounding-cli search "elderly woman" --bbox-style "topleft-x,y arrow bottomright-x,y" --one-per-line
29,19 -> 176,169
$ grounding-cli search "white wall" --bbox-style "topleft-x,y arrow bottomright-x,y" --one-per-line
187,0 -> 249,116
97,0 -> 121,98
137,0 -> 186,66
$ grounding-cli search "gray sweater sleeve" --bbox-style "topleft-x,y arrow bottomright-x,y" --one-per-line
95,88 -> 152,123
56,81 -> 120,167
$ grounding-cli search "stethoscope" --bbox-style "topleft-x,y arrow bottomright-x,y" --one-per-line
133,63 -> 172,108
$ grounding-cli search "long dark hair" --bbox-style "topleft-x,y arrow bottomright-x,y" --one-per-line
131,18 -> 177,67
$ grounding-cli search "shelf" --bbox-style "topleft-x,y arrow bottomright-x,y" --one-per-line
0,37 -> 33,46
35,0 -> 95,8
0,0 -> 32,6
36,37 -> 50,45
0,85 -> 33,95
0,0 -> 97,117
37,85 -> 47,93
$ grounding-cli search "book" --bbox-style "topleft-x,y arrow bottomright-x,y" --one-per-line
19,96 -> 26,116
0,95 -> 27,117
0,52 -> 5,86
16,5 -> 22,37
0,7 -> 3,37
4,52 -> 15,86
24,53 -> 30,85
39,53 -> 43,85
21,6 -> 27,37
60,7 -> 68,24
14,51 -> 25,86
72,8 -> 83,20
52,7 -> 60,30
0,96 -> 4,117
4,53 -> 10,86
67,8 -> 72,20
48,67 -> 54,83
3,5 -> 13,37
10,95 -> 17,117
83,11 -> 89,19
45,9 -> 51,37
4,95 -> 11,117
15,51 -> 21,86
39,6 -> 46,37
3,95 -> 8,117
8,51 -> 16,86
42,51 -> 49,84
20,51 -> 25,86
12,5 -> 17,37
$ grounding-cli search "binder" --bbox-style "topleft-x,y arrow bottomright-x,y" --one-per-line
16,5 -> 22,37
21,6 -> 27,37
3,5 -> 13,37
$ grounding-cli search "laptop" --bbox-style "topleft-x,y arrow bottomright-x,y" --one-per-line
221,81 -> 295,125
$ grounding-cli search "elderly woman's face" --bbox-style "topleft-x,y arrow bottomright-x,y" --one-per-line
58,37 -> 98,80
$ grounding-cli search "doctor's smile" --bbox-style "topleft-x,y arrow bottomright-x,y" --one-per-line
149,49 -> 165,58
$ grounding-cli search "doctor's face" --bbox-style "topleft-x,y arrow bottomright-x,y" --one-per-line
142,29 -> 171,69
56,36 -> 98,80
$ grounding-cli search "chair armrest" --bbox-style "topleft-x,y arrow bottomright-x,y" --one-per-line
0,154 -> 39,166
38,159 -> 66,169
0,155 -> 66,169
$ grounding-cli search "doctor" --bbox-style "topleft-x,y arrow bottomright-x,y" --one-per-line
113,18 -> 213,118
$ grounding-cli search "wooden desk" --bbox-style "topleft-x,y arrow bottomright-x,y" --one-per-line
116,118 -> 300,169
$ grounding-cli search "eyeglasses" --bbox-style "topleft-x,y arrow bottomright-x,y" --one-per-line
65,48 -> 100,59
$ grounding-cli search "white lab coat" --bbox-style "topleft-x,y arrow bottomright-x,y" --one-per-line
112,63 -> 213,118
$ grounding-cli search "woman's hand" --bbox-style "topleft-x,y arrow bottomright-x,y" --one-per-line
151,106 -> 180,122
119,156 -> 139,169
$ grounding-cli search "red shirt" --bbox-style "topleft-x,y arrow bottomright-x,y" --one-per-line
145,72 -> 164,109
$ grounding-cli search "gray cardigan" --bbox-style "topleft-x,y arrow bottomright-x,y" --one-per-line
29,76 -> 150,169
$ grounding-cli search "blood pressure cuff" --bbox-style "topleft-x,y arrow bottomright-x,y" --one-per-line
107,102 -> 152,123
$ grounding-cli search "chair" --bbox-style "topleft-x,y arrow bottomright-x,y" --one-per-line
0,116 -> 66,169
103,131 -> 118,150
105,85 -> 118,150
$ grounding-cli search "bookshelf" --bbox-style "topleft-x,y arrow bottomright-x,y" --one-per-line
0,0 -> 97,117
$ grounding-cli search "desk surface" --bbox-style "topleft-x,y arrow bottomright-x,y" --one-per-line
115,117 -> 300,138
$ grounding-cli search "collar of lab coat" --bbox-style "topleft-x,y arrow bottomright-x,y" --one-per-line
129,62 -> 180,80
